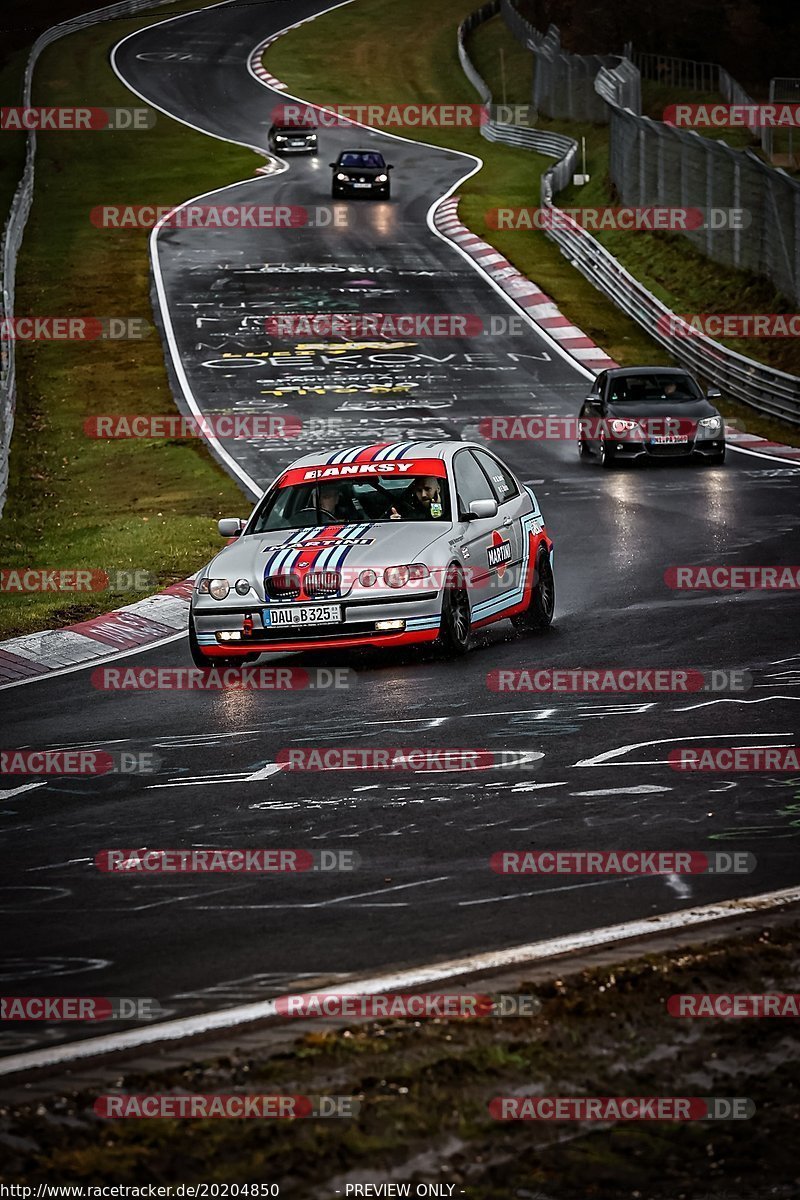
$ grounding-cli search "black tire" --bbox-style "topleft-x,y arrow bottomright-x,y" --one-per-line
599,434 -> 616,469
578,434 -> 591,459
701,446 -> 726,466
512,545 -> 555,633
188,615 -> 253,669
435,564 -> 471,657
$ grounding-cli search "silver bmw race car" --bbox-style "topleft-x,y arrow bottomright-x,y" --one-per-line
189,440 -> 554,666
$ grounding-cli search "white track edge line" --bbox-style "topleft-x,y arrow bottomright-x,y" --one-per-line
2,884 -> 799,1077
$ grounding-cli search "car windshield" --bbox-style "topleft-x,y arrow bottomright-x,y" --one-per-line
609,373 -> 703,403
338,152 -> 385,169
248,473 -> 451,532
273,125 -> 315,133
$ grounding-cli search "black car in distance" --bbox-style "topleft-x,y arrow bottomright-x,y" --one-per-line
578,366 -> 726,468
330,149 -> 393,198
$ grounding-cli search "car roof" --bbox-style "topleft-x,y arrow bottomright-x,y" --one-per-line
283,440 -> 488,471
605,365 -> 696,378
337,148 -> 384,155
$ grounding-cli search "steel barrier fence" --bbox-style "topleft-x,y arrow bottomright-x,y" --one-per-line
465,0 -> 800,420
0,0 -> 173,516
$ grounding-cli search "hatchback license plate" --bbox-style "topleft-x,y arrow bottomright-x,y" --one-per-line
651,435 -> 688,444
263,604 -> 342,627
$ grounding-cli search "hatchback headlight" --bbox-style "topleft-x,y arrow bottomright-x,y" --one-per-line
208,578 -> 231,600
610,418 -> 640,435
375,174 -> 388,182
699,416 -> 722,429
384,564 -> 429,588
336,172 -> 349,181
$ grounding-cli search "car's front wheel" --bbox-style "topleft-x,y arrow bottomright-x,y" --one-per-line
599,434 -> 616,469
701,446 -> 726,466
435,564 -> 471,657
512,545 -> 555,633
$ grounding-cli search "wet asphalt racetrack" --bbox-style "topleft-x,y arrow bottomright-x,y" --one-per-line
1,0 -> 800,1058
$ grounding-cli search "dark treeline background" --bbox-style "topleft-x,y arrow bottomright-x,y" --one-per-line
520,0 -> 798,88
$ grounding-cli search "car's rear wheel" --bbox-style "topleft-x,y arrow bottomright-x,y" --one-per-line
435,564 -> 471,657
512,545 -> 555,633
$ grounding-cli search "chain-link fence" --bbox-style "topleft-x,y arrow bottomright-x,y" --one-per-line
607,105 -> 800,306
530,27 -> 637,122
458,0 -> 800,419
458,4 -> 578,170
0,0 -> 173,517
764,78 -> 800,165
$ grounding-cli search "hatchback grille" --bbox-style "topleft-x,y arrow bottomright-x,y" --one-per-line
265,572 -> 301,600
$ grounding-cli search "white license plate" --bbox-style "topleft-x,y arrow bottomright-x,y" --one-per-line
263,604 -> 342,627
651,435 -> 688,444
353,182 -> 372,188
290,141 -> 305,146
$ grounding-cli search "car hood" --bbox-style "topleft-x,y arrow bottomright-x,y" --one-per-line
208,522 -> 449,595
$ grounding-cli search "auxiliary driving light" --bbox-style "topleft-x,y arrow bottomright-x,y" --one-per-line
217,631 -> 242,642
375,619 -> 405,631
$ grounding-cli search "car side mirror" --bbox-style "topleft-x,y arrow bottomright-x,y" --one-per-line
387,164 -> 395,169
329,162 -> 337,167
218,518 -> 245,538
468,498 -> 498,520
706,387 -> 722,400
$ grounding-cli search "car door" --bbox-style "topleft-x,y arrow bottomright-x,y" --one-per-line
451,449 -> 502,607
471,449 -> 527,601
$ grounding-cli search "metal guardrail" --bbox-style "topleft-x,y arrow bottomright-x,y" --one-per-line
0,0 -> 172,516
457,5 -> 578,173
470,1 -> 800,421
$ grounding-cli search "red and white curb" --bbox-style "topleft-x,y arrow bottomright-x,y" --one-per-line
0,578 -> 193,687
433,196 -> 618,373
724,428 -> 800,460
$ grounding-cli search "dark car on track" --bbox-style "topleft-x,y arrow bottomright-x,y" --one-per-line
578,366 -> 726,467
267,121 -> 317,154
330,149 -> 393,198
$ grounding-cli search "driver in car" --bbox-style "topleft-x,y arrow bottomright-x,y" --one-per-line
390,475 -> 444,520
314,482 -> 359,522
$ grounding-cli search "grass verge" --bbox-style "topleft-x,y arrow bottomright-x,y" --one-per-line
264,0 -> 800,446
0,0 -> 255,639
3,919 -> 799,1195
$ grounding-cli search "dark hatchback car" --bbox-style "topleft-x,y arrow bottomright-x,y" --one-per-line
578,366 -> 726,468
330,149 -> 393,198
267,122 -> 317,154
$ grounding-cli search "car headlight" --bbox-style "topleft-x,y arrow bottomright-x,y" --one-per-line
336,173 -> 349,181
375,174 -> 388,182
208,578 -> 230,600
384,564 -> 429,589
234,579 -> 251,595
359,569 -> 378,587
699,415 -> 722,430
610,419 -> 640,435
